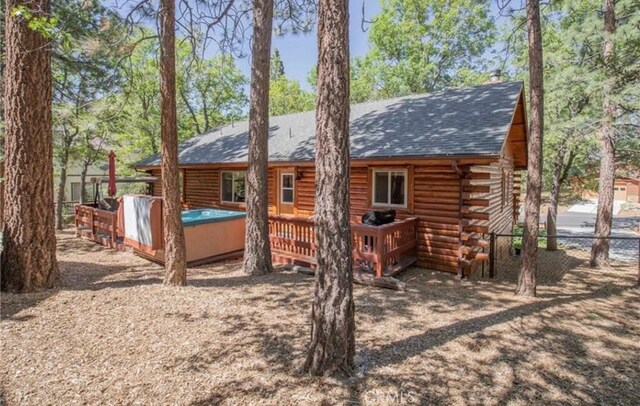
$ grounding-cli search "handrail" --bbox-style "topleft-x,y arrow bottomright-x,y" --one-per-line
268,215 -> 418,277
75,204 -> 118,249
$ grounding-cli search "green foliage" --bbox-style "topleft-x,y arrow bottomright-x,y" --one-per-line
176,46 -> 247,135
351,0 -> 497,100
506,0 -> 640,190
270,49 -> 285,81
512,224 -> 548,250
115,33 -> 248,161
10,5 -> 59,39
270,78 -> 315,116
51,0 -> 127,176
269,50 -> 315,116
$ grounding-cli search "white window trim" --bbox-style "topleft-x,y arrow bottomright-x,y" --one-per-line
220,170 -> 246,204
371,169 -> 408,208
280,172 -> 295,205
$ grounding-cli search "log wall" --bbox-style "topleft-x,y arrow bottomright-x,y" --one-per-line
147,158 -> 516,273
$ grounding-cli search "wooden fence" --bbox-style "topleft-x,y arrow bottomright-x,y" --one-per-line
268,215 -> 418,277
74,204 -> 118,249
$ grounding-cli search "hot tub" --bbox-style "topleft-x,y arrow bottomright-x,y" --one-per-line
121,195 -> 246,264
181,209 -> 246,226
181,209 -> 246,263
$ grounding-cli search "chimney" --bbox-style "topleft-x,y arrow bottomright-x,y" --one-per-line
489,69 -> 502,83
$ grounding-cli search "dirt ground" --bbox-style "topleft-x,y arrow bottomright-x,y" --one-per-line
2,231 -> 639,405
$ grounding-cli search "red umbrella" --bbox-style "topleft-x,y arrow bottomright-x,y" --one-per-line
108,150 -> 117,197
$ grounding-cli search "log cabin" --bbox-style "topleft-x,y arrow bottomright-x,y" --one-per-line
135,81 -> 528,276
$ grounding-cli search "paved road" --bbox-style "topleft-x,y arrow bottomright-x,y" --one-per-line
555,213 -> 639,233
519,212 -> 639,234
517,212 -> 639,262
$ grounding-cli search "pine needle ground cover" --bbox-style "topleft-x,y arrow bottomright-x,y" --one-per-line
1,231 -> 639,405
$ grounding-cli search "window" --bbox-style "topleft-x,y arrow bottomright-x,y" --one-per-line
70,182 -> 92,202
280,173 -> 295,204
221,171 -> 246,203
372,169 -> 407,207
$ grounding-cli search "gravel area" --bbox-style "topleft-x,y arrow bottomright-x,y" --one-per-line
2,230 -> 639,405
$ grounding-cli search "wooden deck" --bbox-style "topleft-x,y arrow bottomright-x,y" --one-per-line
269,215 -> 418,277
74,204 -> 127,251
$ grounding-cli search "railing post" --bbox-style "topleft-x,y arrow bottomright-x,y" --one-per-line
489,232 -> 496,279
375,229 -> 384,278
111,212 -> 117,249
74,205 -> 80,237
89,208 -> 95,240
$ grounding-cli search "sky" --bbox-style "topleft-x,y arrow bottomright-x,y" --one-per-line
107,0 -> 513,93
251,0 -> 383,91
230,1 -> 512,92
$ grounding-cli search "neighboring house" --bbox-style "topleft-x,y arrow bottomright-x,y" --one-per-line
61,162 -> 108,204
613,178 -> 640,203
578,177 -> 640,204
136,81 -> 528,274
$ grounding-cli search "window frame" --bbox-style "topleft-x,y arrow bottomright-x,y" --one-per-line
70,182 -> 91,202
220,170 -> 247,204
280,172 -> 295,205
371,168 -> 408,208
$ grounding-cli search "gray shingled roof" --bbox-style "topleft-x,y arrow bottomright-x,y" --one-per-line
136,81 -> 523,167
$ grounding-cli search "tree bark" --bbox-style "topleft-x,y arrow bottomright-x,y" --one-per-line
546,145 -> 576,251
80,161 -> 89,204
591,0 -> 616,268
159,0 -> 187,285
517,0 -> 544,297
55,165 -> 68,230
243,0 -> 274,276
2,0 -> 58,292
303,0 -> 355,376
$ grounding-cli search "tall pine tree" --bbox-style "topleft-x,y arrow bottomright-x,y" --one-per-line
590,0 -> 616,267
243,0 -> 275,276
159,0 -> 187,285
516,0 -> 544,297
304,0 -> 355,376
2,0 -> 58,292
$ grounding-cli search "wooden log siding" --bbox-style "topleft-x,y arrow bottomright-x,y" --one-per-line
184,168 -> 218,208
146,157 -> 515,273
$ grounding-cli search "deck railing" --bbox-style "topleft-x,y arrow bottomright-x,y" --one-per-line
352,217 -> 419,277
268,215 -> 418,277
268,215 -> 316,266
75,204 -> 118,249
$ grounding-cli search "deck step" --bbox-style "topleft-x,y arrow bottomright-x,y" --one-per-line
384,256 -> 417,277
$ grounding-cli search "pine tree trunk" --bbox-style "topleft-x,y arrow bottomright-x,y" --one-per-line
243,0 -> 274,276
546,169 -> 560,251
56,165 -> 68,230
159,0 -> 187,285
303,0 -> 355,376
546,145 -> 566,251
2,0 -> 58,292
80,162 -> 89,204
1,164 -> 4,229
517,0 -> 544,297
591,0 -> 616,268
